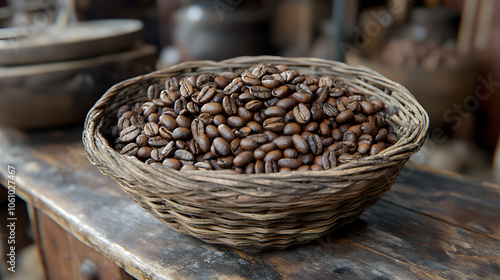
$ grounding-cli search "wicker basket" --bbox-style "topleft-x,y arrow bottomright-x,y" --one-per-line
83,56 -> 429,251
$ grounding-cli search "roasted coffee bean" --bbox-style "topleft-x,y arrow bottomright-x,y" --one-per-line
174,149 -> 194,161
172,127 -> 191,140
336,110 -> 354,123
322,150 -> 337,169
237,107 -> 253,122
276,97 -> 297,111
240,138 -> 258,150
142,102 -> 157,118
387,134 -> 398,144
272,85 -> 290,98
117,106 -> 131,119
254,148 -> 266,160
291,91 -> 312,103
180,164 -> 198,171
152,98 -> 168,107
242,73 -> 261,86
136,135 -> 149,146
292,75 -> 306,84
328,141 -> 356,156
281,70 -> 298,82
234,151 -> 254,167
245,163 -> 255,174
194,162 -> 212,170
254,160 -> 265,173
358,134 -> 373,145
370,142 -> 387,155
161,141 -> 176,157
277,158 -> 302,169
148,113 -> 160,123
310,164 -> 323,171
343,130 -> 357,143
338,153 -> 355,164
357,143 -> 371,154
165,77 -> 180,91
332,128 -> 343,141
308,134 -> 323,155
262,75 -> 281,88
284,111 -> 295,123
214,76 -> 229,88
247,133 -> 269,144
174,98 -> 187,114
264,106 -> 286,118
304,122 -> 319,132
283,123 -> 302,135
263,117 -> 285,133
297,165 -> 311,171
205,124 -> 220,139
323,103 -> 339,117
360,101 -> 374,114
374,128 -> 388,142
213,137 -> 231,156
201,102 -> 223,115
150,148 -> 164,161
218,124 -> 236,141
348,124 -> 362,137
227,116 -> 246,128
239,91 -> 255,103
292,134 -> 309,154
339,124 -> 350,133
296,83 -> 313,96
319,121 -> 331,137
372,100 -> 385,112
361,122 -> 376,135
180,81 -> 194,97
149,136 -> 169,147
144,122 -> 159,137
120,125 -> 141,142
235,127 -> 252,139
250,86 -> 272,99
252,65 -> 267,78
120,143 -> 139,156
159,126 -> 173,140
247,121 -> 263,133
213,114 -> 226,126
322,137 -> 334,147
186,102 -> 199,114
264,150 -> 282,162
163,158 -> 182,170
160,89 -> 178,106
253,111 -> 265,123
176,140 -> 187,149
293,103 -> 311,125
137,146 -> 153,159
222,96 -> 238,115
300,154 -> 314,165
198,135 -> 211,153
223,78 -> 243,94
212,92 -> 225,104
265,160 -> 279,173
301,131 -> 313,142
196,74 -> 214,88
283,148 -> 299,158
273,136 -> 292,149
245,100 -> 264,112
217,156 -> 234,168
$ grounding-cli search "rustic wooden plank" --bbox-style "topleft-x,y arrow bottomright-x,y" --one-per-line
385,165 -> 500,240
341,199 -> 500,280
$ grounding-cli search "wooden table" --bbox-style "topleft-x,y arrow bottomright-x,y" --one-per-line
0,124 -> 499,280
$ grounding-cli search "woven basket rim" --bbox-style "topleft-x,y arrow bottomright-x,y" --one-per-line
83,55 -> 429,183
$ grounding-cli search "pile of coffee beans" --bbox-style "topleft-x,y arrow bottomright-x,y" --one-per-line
110,64 -> 398,173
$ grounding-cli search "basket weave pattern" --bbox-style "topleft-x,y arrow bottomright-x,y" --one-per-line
83,56 -> 429,251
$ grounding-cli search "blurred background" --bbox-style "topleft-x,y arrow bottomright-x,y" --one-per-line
0,0 -> 499,184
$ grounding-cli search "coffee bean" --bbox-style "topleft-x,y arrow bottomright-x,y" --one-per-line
254,148 -> 266,160
149,136 -> 169,147
277,158 -> 302,169
172,127 -> 191,140
387,134 -> 398,144
180,81 -> 194,97
343,130 -> 357,143
262,75 -> 281,88
283,148 -> 299,158
247,121 -> 263,133
293,103 -> 311,125
319,121 -> 331,137
264,150 -> 282,162
144,122 -> 159,137
271,85 -> 290,98
136,135 -> 149,146
283,123 -> 302,135
227,116 -> 246,128
160,89 -> 179,106
196,74 -> 214,89
372,100 -> 385,112
120,125 -> 141,142
161,141 -> 176,157
213,137 -> 231,156
358,143 -> 371,154
264,131 -> 279,142
245,163 -> 255,174
265,160 -> 279,173
245,100 -> 264,112
308,134 -> 323,155
218,124 -> 236,141
212,92 -> 225,103
358,134 -> 373,145
370,142 -> 387,155
180,164 -> 198,172
291,92 -> 312,103
120,143 -> 139,156
242,73 -> 261,86
338,153 -> 355,164
264,106 -> 286,118
361,122 -> 376,135
240,138 -> 258,150
163,158 -> 182,170
201,102 -> 223,115
217,156 -> 234,168
234,151 -> 254,167
237,107 -> 253,122
311,164 -> 323,171
332,128 -> 343,141
292,134 -> 309,154
297,165 -> 311,171
214,76 -> 229,88
281,70 -> 298,82
276,97 -> 298,111
263,117 -> 285,133
322,150 -> 337,169
304,122 -> 319,132
336,110 -> 354,123
374,128 -> 388,142
137,147 -> 153,159
273,136 -> 292,149
247,133 -> 269,144
323,103 -> 339,117
174,149 -> 194,161
224,78 -> 243,94
159,126 -> 173,140
250,86 -> 272,99
148,113 -> 160,123
205,124 -> 220,139
348,124 -> 362,137
322,137 -> 334,147
222,95 -> 238,115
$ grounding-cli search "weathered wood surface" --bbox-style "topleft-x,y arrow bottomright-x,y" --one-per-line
0,124 -> 499,280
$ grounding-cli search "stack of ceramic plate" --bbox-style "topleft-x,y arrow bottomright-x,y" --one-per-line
0,19 -> 157,129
